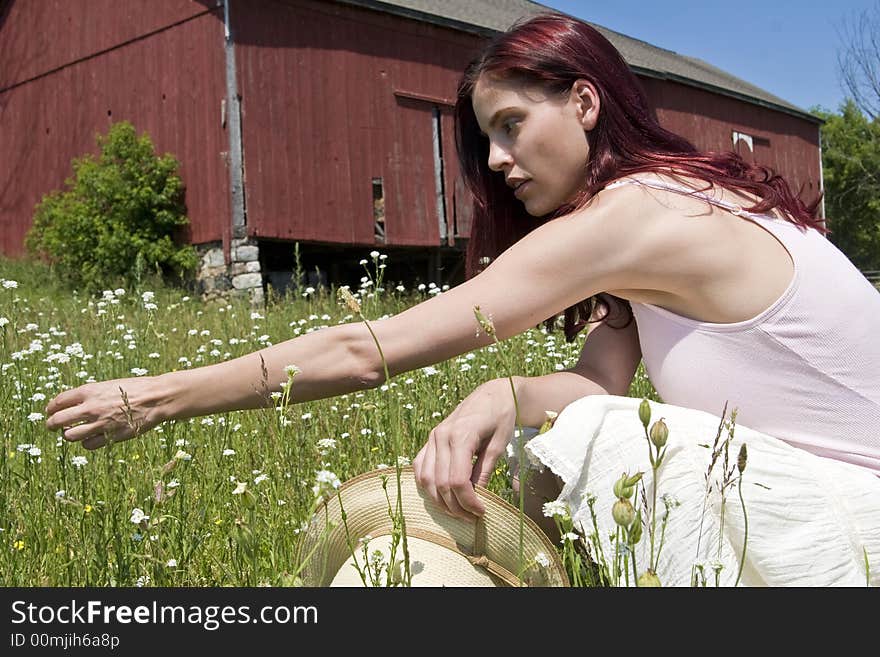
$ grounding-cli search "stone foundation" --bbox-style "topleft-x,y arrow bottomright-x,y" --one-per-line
195,238 -> 264,305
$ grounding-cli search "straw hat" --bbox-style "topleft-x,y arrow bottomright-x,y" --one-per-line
298,466 -> 569,587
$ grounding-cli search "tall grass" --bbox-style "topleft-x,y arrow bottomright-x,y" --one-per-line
0,255 -> 658,586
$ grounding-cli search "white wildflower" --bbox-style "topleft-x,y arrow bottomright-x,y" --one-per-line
2,280 -> 18,289
317,438 -> 336,453
542,500 -> 569,519
166,559 -> 178,568
27,412 -> 44,422
222,448 -> 236,457
232,481 -> 247,495
312,469 -> 341,497
130,508 -> 149,524
130,367 -> 148,376
534,552 -> 551,568
55,490 -> 66,499
173,449 -> 192,461
71,455 -> 88,468
254,473 -> 269,485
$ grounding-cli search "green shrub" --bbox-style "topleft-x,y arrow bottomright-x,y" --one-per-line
26,121 -> 198,291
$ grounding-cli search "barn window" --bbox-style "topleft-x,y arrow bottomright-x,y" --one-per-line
372,177 -> 385,244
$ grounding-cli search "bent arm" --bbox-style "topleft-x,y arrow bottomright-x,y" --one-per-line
511,318 -> 642,427
412,312 -> 643,516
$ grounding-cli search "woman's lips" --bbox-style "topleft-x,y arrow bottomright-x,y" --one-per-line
513,180 -> 531,199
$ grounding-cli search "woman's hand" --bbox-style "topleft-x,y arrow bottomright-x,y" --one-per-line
412,378 -> 519,519
45,376 -> 170,450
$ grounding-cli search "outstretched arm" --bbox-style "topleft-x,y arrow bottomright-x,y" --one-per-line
46,190 -> 653,449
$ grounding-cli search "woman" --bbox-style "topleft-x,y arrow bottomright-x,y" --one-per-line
46,15 -> 879,565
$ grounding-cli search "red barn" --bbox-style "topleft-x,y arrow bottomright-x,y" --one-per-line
0,0 -> 822,298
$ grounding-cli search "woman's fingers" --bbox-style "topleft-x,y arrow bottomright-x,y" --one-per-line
414,438 -> 439,505
58,421 -> 100,443
470,430 -> 508,488
434,430 -> 480,519
450,440 -> 485,517
45,386 -> 88,416
45,405 -> 95,433
81,435 -> 111,450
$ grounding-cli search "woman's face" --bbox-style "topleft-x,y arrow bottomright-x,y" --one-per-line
471,74 -> 596,216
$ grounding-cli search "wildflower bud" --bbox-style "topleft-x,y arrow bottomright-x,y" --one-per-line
234,521 -> 255,551
638,398 -> 651,428
625,472 -> 644,488
637,569 -> 662,587
629,511 -> 643,544
649,418 -> 669,448
612,498 -> 636,527
242,488 -> 257,509
338,287 -> 361,313
473,305 -> 496,337
737,443 -> 748,474
613,473 -> 632,499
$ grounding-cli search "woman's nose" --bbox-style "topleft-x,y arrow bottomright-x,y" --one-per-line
487,142 -> 513,172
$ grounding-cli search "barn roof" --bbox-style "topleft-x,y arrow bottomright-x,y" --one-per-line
338,0 -> 821,124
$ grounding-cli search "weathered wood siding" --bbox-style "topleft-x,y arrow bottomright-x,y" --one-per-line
0,0 -> 230,256
232,0 -> 481,247
0,0 -> 822,257
641,77 -> 822,203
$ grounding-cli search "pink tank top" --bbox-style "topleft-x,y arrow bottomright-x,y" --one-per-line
604,178 -> 880,474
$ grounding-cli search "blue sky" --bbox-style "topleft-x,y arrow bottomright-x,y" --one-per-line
541,0 -> 876,113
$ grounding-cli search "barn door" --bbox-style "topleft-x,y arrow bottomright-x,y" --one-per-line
385,92 -> 472,246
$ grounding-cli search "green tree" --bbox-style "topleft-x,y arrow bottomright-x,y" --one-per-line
816,101 -> 880,271
26,121 -> 197,291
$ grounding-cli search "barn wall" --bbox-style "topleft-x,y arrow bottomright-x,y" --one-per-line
641,77 -> 822,204
0,0 -> 824,259
233,0 -> 482,247
0,0 -> 230,256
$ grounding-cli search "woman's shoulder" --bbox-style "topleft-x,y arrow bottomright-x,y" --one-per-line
598,170 -> 783,220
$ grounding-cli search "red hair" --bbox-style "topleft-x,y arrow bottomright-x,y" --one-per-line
455,14 -> 824,341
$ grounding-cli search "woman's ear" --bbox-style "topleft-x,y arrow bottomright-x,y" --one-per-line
572,79 -> 600,131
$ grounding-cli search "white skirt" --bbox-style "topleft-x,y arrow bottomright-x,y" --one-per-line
515,395 -> 880,587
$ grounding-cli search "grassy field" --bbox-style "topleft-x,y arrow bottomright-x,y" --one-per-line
0,255 -> 659,586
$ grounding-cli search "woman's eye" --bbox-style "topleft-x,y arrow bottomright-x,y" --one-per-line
502,119 -> 519,135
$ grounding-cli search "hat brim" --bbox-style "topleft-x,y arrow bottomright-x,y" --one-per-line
298,466 -> 569,587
